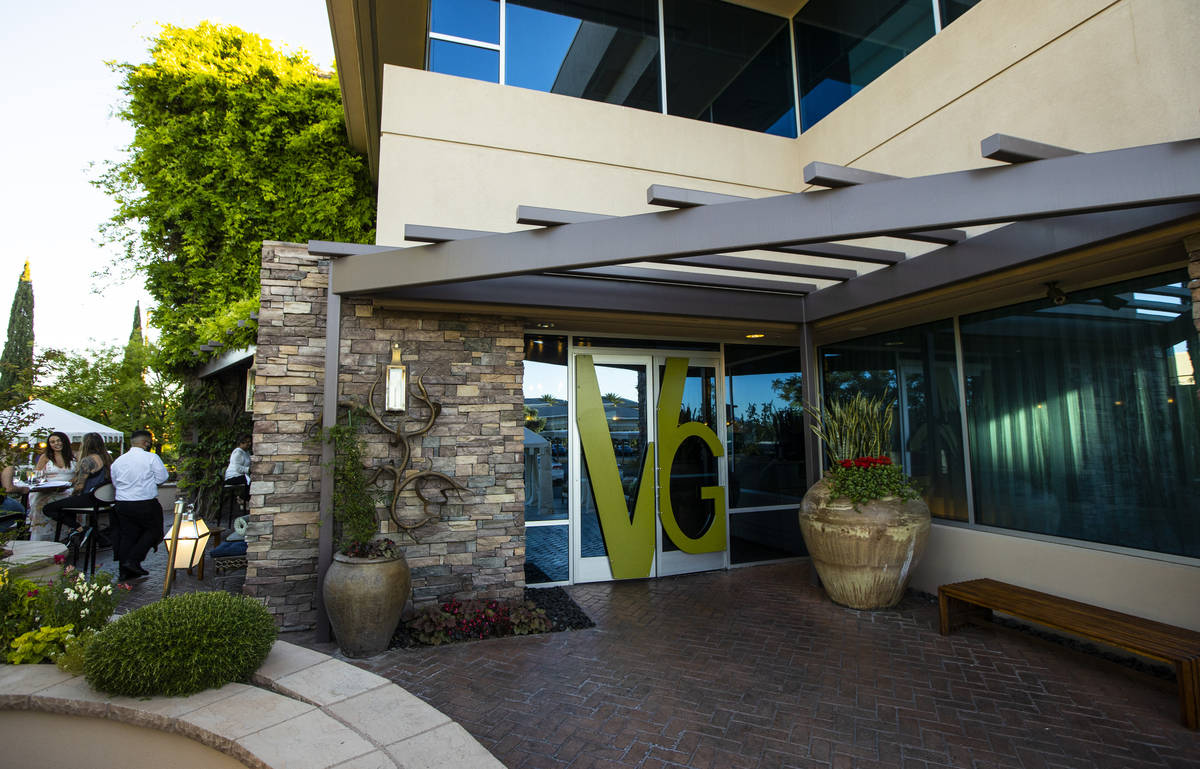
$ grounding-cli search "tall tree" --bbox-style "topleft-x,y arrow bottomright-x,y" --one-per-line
0,262 -> 35,399
96,22 -> 376,370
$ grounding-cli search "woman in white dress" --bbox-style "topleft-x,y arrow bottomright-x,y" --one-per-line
28,431 -> 75,541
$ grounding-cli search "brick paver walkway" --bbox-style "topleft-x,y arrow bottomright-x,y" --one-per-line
329,563 -> 1199,769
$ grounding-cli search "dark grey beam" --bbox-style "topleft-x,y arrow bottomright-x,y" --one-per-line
802,163 -> 966,244
520,204 -> 902,263
805,202 -> 1200,321
651,182 -> 965,245
379,275 -> 806,324
405,224 -> 496,243
308,240 -> 394,257
671,255 -> 856,281
333,139 -> 1200,294
647,184 -> 744,208
803,161 -> 899,188
568,265 -> 816,294
982,133 -> 1079,164
516,205 -> 611,226
771,242 -> 906,264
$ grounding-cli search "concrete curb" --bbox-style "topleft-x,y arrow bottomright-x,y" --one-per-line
0,640 -> 504,769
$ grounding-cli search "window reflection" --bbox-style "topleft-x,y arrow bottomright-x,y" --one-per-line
524,334 -> 570,583
794,0 -> 935,131
429,39 -> 500,82
431,0 -> 500,43
725,345 -> 806,509
819,322 -> 968,521
506,0 -> 661,112
938,0 -> 982,27
663,0 -> 796,136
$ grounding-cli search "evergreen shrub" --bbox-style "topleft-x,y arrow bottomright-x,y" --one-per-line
84,591 -> 276,697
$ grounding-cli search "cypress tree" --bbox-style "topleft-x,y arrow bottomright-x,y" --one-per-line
0,262 -> 35,399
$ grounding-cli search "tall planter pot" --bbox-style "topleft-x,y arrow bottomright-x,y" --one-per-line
322,552 -> 412,657
798,477 -> 931,610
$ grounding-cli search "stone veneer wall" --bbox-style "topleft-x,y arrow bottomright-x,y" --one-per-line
1188,235 -> 1200,334
247,241 -> 526,628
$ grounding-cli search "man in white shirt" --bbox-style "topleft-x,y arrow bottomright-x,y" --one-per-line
110,429 -> 169,581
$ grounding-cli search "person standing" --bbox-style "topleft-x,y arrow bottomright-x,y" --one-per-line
223,435 -> 252,501
110,430 -> 168,581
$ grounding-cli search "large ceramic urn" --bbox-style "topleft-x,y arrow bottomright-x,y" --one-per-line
322,552 -> 412,657
798,477 -> 931,610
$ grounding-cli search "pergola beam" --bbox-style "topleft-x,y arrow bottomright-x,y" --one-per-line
518,203 -> 902,263
982,133 -> 1079,164
405,224 -> 495,243
331,139 -> 1200,295
650,182 -> 966,245
670,255 -> 857,281
805,202 -> 1200,321
377,274 -> 806,323
568,265 -> 816,294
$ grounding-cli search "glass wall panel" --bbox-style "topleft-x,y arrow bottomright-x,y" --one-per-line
794,0 -> 935,131
960,271 -> 1200,558
725,345 -> 806,510
526,525 -> 568,583
430,0 -> 501,44
506,0 -> 661,113
663,0 -> 796,137
820,320 -> 968,521
429,39 -> 500,82
938,0 -> 983,27
731,509 -> 806,564
524,335 -> 569,523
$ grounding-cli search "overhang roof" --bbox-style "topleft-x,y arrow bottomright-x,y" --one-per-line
313,135 -> 1200,335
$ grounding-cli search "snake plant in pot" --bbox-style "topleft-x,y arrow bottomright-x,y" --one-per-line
321,418 -> 411,657
800,393 -> 930,610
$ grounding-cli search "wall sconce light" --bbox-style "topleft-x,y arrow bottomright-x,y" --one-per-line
385,342 -> 407,412
162,500 -> 212,597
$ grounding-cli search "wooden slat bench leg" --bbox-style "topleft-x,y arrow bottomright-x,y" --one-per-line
1179,657 -> 1199,730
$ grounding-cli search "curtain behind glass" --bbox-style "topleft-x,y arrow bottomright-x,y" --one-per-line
960,272 -> 1200,558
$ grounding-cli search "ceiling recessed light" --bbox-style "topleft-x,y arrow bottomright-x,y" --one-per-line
745,333 -> 765,339
535,322 -> 556,329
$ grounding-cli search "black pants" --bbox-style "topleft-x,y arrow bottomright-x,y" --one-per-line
43,493 -> 93,531
113,498 -> 163,566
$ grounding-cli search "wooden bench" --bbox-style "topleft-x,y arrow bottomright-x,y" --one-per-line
938,578 -> 1200,729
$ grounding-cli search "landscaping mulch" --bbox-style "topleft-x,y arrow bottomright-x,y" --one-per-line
389,586 -> 593,649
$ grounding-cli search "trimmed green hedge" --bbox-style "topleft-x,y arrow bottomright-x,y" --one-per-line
84,591 -> 276,697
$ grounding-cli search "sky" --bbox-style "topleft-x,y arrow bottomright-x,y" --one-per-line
0,1 -> 337,355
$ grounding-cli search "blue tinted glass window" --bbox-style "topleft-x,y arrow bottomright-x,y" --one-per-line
430,0 -> 500,44
663,0 -> 796,137
725,345 -> 807,510
939,0 -> 982,27
960,272 -> 1200,558
526,525 -> 568,582
429,39 -> 500,83
505,0 -> 661,113
794,0 -> 935,131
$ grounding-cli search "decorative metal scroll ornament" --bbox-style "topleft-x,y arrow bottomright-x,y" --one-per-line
338,371 -> 470,541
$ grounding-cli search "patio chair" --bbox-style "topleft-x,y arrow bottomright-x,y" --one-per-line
52,483 -> 116,575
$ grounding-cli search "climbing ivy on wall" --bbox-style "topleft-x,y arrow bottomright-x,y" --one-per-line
95,22 -> 376,371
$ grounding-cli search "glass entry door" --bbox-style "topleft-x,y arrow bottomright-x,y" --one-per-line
572,351 -> 726,582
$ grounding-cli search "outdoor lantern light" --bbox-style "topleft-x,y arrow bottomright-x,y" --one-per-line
385,342 -> 407,412
162,500 -> 212,597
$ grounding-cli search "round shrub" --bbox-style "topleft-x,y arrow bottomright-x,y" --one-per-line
84,591 -> 277,697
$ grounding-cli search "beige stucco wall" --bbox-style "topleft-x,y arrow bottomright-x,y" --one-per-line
912,525 -> 1200,632
371,0 -> 1200,622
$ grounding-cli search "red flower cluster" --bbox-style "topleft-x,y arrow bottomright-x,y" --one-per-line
838,455 -> 893,468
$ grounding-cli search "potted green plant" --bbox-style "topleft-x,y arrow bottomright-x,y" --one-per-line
800,393 -> 930,609
321,419 -> 411,658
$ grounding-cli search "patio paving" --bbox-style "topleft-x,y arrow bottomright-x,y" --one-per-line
302,562 -> 1199,769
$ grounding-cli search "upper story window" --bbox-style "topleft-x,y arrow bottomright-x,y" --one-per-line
428,0 -> 983,136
